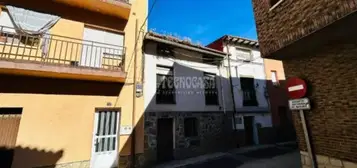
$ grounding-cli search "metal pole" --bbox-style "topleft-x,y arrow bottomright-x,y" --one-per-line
299,110 -> 315,168
130,18 -> 139,168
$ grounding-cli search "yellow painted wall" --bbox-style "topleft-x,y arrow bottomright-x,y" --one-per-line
0,0 -> 147,167
263,58 -> 286,80
0,94 -> 115,167
121,0 -> 147,155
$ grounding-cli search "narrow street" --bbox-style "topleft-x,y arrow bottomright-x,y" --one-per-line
182,144 -> 300,168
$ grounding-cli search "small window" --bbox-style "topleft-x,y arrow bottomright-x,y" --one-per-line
156,65 -> 176,104
184,118 -> 198,137
157,43 -> 174,57
271,71 -> 279,85
204,72 -> 218,105
236,48 -> 252,62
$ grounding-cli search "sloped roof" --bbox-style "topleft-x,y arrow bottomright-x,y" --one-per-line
145,32 -> 228,58
224,35 -> 259,48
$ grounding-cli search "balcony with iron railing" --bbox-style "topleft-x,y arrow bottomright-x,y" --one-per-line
0,26 -> 126,82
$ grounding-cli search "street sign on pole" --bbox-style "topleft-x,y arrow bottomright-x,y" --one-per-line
286,77 -> 307,99
286,78 -> 315,167
289,98 -> 311,110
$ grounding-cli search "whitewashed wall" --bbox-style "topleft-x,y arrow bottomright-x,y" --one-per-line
144,42 -> 224,112
221,45 -> 269,112
221,43 -> 272,134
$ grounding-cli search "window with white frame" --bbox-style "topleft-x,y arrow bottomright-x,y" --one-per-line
156,65 -> 175,104
271,71 -> 279,85
204,72 -> 218,105
236,48 -> 252,62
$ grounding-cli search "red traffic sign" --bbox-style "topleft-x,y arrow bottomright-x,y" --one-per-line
286,77 -> 307,99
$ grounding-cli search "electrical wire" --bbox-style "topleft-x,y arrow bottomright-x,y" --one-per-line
124,0 -> 160,81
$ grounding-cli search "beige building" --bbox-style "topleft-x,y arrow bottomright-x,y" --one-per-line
263,59 -> 296,142
0,0 -> 147,167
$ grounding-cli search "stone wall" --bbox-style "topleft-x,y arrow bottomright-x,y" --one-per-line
283,38 -> 357,163
144,111 -> 234,165
119,154 -> 146,168
252,0 -> 357,57
300,151 -> 357,168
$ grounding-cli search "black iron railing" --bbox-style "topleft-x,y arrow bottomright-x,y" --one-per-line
0,26 -> 125,71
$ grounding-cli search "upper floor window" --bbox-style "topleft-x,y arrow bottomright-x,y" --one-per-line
156,65 -> 176,104
236,48 -> 252,62
204,72 -> 218,105
240,77 -> 258,106
271,71 -> 279,86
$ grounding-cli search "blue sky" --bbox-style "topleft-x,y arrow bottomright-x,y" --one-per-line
148,0 -> 257,46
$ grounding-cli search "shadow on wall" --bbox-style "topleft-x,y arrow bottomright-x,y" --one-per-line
0,74 -> 123,96
266,79 -> 297,142
116,59 -> 299,167
0,146 -> 63,168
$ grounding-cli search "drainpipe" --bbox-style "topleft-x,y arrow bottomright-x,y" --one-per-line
226,44 -> 238,131
130,19 -> 138,168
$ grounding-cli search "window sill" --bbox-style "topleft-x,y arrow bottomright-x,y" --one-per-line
269,0 -> 285,11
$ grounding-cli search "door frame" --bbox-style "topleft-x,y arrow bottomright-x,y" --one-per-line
90,107 -> 121,168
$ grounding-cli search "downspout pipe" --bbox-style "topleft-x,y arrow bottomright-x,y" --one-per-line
130,19 -> 138,168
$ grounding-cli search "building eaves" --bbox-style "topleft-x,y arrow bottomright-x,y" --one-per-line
224,35 -> 259,48
145,32 -> 228,58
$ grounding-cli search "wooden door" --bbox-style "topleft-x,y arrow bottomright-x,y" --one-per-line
0,108 -> 22,168
157,118 -> 173,163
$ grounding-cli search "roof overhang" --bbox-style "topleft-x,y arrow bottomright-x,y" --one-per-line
145,34 -> 228,58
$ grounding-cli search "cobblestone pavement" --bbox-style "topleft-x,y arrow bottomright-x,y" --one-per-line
183,145 -> 301,168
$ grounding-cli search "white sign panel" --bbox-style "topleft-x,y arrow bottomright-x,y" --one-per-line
120,125 -> 133,135
289,98 -> 311,110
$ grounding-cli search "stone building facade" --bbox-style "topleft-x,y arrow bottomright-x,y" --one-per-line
143,112 -> 232,166
252,0 -> 357,167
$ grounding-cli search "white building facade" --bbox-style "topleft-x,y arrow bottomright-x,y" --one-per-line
142,33 -> 275,165
142,33 -> 234,165
208,35 -> 274,146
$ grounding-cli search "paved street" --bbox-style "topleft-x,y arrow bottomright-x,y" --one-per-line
182,145 -> 300,168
